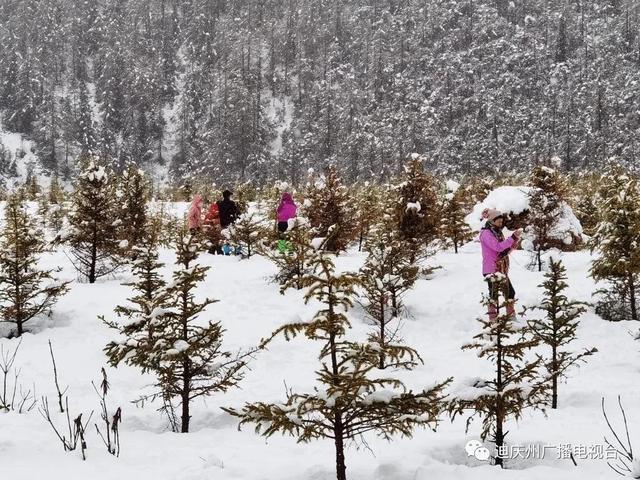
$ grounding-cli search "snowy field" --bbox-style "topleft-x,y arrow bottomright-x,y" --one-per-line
2,238 -> 639,480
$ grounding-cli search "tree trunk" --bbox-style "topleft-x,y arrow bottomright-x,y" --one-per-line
551,343 -> 558,409
537,248 -> 542,272
90,223 -> 97,284
180,285 -> 191,432
551,310 -> 559,409
391,290 -> 399,318
379,298 -> 386,369
334,427 -> 347,480
181,361 -> 190,433
629,272 -> 638,320
495,303 -> 504,467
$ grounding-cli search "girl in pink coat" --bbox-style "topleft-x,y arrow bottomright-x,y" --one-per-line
187,194 -> 204,232
276,192 -> 297,233
480,208 -> 521,318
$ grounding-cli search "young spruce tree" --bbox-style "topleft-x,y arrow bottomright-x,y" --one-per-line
0,194 -> 69,337
228,211 -> 267,258
263,217 -> 316,290
528,257 -> 596,409
454,273 -> 547,467
393,155 -> 440,262
304,166 -> 358,252
573,173 -> 601,237
103,232 -> 167,368
224,250 -> 451,480
360,221 -> 420,369
527,166 -> 568,271
105,229 -> 255,432
117,166 -> 149,251
67,162 -> 121,283
48,174 -> 66,232
354,182 -> 382,251
590,169 -> 640,320
440,185 -> 473,253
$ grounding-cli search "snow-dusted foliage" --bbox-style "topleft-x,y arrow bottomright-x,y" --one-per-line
0,194 -> 69,337
359,219 -> 420,369
454,273 -> 548,467
527,258 -> 596,409
104,230 -> 256,433
590,168 -> 640,321
65,163 -> 123,283
227,211 -> 270,259
303,166 -> 357,252
224,250 -> 451,480
466,185 -> 583,252
3,1 -> 640,184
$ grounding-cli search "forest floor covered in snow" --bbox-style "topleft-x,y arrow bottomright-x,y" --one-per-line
2,236 -> 639,480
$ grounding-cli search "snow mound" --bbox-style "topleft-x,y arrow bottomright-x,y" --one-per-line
465,185 -> 583,249
465,186 -> 532,231
548,202 -> 583,243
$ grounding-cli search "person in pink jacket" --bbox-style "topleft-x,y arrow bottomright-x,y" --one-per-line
187,194 -> 204,232
480,208 -> 521,318
276,192 -> 297,233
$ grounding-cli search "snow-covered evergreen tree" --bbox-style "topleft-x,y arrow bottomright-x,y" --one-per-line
360,221 -> 420,369
47,174 -> 66,232
227,211 -> 268,259
354,182 -> 383,251
0,194 -> 69,337
574,193 -> 600,238
572,173 -> 601,237
48,174 -> 63,205
393,155 -> 440,262
66,162 -> 122,283
590,168 -> 640,320
455,273 -> 547,467
103,232 -> 167,369
225,250 -> 451,480
106,230 -> 255,432
440,182 -> 473,253
527,257 -> 596,409
117,166 -> 150,251
304,166 -> 357,252
527,166 -> 568,271
263,217 -> 316,290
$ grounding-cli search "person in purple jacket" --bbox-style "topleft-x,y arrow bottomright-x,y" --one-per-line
276,192 -> 297,233
480,208 -> 522,318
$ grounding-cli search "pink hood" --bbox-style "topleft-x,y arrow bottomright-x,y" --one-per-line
277,193 -> 297,222
187,195 -> 203,230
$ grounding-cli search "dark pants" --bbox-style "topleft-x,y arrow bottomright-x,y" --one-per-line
485,275 -> 516,302
277,221 -> 289,233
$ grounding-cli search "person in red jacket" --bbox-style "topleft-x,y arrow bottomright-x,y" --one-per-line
205,202 -> 220,226
204,202 -> 222,254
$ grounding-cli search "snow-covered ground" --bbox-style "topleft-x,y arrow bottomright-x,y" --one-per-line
2,237 -> 639,480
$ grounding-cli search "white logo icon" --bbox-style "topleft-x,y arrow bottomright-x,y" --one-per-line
465,439 -> 491,461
